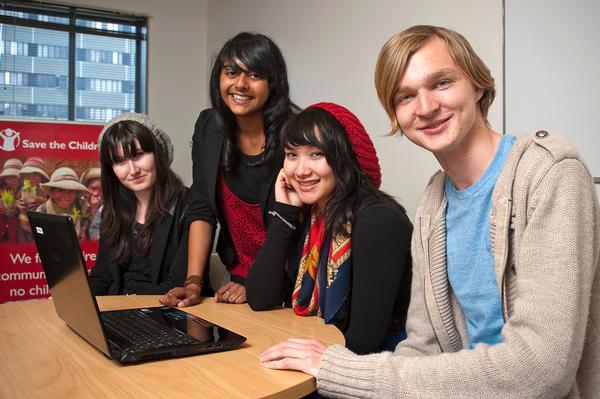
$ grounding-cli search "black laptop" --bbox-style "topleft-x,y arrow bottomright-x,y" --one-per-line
27,211 -> 246,363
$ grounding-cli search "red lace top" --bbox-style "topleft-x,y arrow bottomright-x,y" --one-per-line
218,173 -> 266,280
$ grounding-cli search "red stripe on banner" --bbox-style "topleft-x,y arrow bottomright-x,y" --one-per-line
0,121 -> 103,159
0,240 -> 98,303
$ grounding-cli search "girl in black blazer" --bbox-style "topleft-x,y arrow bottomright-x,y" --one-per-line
160,32 -> 298,307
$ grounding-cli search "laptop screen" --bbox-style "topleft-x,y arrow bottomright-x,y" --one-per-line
27,212 -> 111,356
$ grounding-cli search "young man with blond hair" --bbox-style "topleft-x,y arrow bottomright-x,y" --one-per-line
259,25 -> 600,398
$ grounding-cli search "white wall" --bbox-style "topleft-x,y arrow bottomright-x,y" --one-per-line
207,0 -> 503,217
505,0 -> 600,180
59,0 -> 209,187
58,0 -> 504,217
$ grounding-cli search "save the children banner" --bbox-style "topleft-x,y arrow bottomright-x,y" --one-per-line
0,120 -> 103,303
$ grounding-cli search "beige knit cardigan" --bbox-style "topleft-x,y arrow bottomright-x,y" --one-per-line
317,132 -> 600,399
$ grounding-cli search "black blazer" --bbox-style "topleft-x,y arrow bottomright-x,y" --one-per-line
90,190 -> 212,295
187,109 -> 277,283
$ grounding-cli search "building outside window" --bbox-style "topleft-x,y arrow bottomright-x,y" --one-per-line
0,1 -> 147,122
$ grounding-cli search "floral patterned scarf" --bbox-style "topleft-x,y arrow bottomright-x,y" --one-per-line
292,207 -> 352,324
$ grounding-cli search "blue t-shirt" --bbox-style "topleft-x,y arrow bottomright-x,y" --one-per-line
445,134 -> 516,348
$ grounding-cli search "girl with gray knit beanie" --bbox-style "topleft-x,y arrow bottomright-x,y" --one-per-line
89,113 -> 209,296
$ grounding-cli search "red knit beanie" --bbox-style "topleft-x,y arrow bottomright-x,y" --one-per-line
308,102 -> 382,188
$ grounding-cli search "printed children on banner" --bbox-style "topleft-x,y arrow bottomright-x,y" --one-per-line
0,158 -> 22,243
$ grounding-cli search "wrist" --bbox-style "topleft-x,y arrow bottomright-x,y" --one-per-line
184,275 -> 203,289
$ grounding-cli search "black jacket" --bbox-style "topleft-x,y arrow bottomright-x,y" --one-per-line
90,190 -> 211,295
187,108 -> 278,284
246,200 -> 413,355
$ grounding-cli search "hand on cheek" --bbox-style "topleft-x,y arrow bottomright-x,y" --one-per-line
275,169 -> 303,207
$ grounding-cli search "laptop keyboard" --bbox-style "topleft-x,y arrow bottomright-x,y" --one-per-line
102,310 -> 196,352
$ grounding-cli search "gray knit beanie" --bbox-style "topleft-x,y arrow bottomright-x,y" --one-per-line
98,112 -> 174,165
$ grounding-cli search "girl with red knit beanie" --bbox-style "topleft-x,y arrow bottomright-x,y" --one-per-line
246,102 -> 413,354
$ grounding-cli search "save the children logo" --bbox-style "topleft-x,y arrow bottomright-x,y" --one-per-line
0,126 -> 98,153
0,128 -> 21,152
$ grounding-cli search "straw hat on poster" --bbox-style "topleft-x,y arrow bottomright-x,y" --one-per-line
41,167 -> 90,192
19,156 -> 50,182
0,158 -> 23,178
79,167 -> 101,187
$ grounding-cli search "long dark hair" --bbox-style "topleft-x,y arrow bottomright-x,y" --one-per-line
281,108 -> 405,238
99,120 -> 185,265
209,32 -> 299,171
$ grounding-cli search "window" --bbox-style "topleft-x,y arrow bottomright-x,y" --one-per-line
0,1 -> 147,122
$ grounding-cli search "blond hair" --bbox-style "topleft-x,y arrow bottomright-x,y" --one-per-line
375,25 -> 495,135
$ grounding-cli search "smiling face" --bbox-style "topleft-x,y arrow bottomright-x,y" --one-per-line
219,59 -> 270,118
283,142 -> 335,211
393,38 -> 484,157
49,188 -> 78,209
111,139 -> 157,197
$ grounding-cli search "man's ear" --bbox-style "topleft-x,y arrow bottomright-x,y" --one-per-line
475,87 -> 484,103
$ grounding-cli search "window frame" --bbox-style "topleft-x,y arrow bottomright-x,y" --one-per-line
0,0 -> 147,120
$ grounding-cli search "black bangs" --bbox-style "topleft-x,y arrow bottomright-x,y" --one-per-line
282,115 -> 322,150
220,35 -> 273,78
100,121 -> 156,166
281,108 -> 343,154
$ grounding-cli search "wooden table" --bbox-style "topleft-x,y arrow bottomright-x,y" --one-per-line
0,295 -> 344,398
